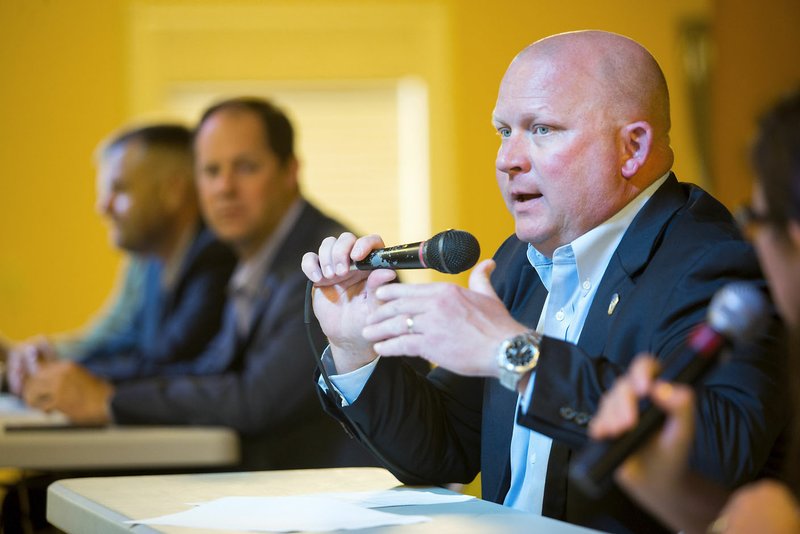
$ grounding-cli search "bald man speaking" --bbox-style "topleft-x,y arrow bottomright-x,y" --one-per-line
301,31 -> 786,533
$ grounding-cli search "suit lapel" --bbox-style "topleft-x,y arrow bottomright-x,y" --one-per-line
577,174 -> 687,360
192,302 -> 239,374
237,277 -> 276,351
231,203 -> 328,357
160,224 -> 206,313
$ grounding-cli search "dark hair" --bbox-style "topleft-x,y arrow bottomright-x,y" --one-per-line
102,124 -> 193,158
195,97 -> 295,165
752,88 -> 800,230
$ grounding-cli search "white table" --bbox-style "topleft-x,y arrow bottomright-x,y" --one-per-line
0,393 -> 239,470
47,467 -> 603,533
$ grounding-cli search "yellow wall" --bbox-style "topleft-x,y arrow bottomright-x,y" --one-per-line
1,0 -> 712,340
711,0 -> 800,208
1,1 -> 128,339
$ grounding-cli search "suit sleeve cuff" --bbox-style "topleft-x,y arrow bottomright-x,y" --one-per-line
315,345 -> 380,406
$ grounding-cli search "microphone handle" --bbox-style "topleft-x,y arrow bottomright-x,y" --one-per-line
569,328 -> 726,498
353,241 -> 426,270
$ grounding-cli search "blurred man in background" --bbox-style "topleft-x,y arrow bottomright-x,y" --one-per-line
8,125 -> 236,401
22,98 -> 414,471
3,123 -> 237,532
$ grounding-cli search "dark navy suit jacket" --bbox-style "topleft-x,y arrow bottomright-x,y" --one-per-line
110,202 -> 380,470
81,224 -> 236,381
319,175 -> 789,533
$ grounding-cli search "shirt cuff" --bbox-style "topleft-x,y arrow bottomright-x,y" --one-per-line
316,345 -> 380,406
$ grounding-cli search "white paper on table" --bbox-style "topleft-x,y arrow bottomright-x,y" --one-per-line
128,490 -> 474,532
127,495 -> 430,532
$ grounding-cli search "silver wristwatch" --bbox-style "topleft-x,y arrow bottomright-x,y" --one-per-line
497,331 -> 542,391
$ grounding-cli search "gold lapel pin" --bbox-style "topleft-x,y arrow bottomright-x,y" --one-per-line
608,293 -> 620,315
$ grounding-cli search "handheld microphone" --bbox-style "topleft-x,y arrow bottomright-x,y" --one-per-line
568,282 -> 769,498
352,229 -> 481,274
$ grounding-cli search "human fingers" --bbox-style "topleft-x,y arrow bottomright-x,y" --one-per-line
349,234 -> 386,263
22,374 -> 55,411
650,381 -> 695,449
31,335 -> 58,361
468,259 -> 497,297
650,381 -> 694,414
323,232 -> 385,277
373,280 -> 447,301
327,232 -> 360,276
371,320 -> 426,358
628,354 -> 661,397
303,234 -> 367,286
363,309 -> 423,342
315,234 -> 352,279
366,287 -> 433,323
588,376 -> 639,439
364,269 -> 398,293
301,251 -> 325,283
7,344 -> 38,396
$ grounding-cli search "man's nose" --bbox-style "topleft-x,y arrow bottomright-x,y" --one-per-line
96,191 -> 113,216
215,168 -> 237,194
496,135 -> 531,176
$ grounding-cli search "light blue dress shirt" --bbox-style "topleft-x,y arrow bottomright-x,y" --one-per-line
504,174 -> 668,513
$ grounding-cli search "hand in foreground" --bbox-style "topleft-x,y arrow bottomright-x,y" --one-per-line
6,337 -> 59,396
588,355 -> 732,534
589,354 -> 696,497
301,233 -> 397,373
361,259 -> 529,377
710,480 -> 800,534
23,361 -> 113,424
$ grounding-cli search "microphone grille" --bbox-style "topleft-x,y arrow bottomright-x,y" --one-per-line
423,229 -> 481,274
707,282 -> 769,343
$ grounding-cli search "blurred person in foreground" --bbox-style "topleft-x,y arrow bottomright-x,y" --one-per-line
8,125 -> 236,404
301,30 -> 787,532
589,90 -> 800,533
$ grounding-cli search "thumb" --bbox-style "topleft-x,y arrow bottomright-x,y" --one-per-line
469,259 -> 497,297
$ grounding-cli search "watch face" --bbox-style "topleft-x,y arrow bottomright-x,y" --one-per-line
507,341 -> 535,366
497,332 -> 540,391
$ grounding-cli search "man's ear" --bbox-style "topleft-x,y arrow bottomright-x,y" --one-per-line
788,219 -> 800,251
160,167 -> 193,212
620,121 -> 653,179
282,156 -> 300,189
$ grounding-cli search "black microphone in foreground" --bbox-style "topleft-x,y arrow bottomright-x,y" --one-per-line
352,229 -> 481,274
569,282 -> 769,498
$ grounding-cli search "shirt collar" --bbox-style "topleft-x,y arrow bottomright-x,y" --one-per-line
229,198 -> 305,299
527,172 -> 670,289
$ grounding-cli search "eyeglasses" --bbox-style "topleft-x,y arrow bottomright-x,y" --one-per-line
735,204 -> 771,239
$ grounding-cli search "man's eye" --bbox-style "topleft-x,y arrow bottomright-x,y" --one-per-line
497,128 -> 511,138
201,165 -> 219,178
533,125 -> 551,135
236,161 -> 258,173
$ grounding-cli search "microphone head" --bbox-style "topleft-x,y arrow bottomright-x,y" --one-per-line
423,229 -> 481,274
707,282 -> 769,343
